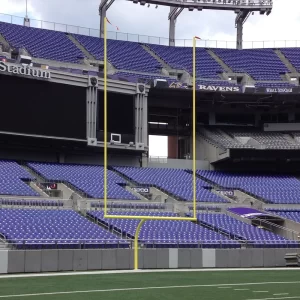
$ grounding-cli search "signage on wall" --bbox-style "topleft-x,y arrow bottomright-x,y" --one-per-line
216,189 -> 234,197
40,183 -> 58,190
0,61 -> 51,79
168,81 -> 241,92
256,87 -> 300,94
132,187 -> 150,194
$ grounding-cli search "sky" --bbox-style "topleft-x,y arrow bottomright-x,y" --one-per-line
1,0 -> 299,156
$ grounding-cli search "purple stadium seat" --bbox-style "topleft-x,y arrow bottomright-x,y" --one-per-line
0,22 -> 85,63
28,162 -> 138,200
114,166 -> 228,203
0,161 -> 38,196
88,210 -> 240,248
198,170 -> 300,204
196,213 -> 298,248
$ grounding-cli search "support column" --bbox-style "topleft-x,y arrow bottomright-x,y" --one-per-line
169,8 -> 176,47
209,112 -> 216,125
99,5 -> 106,38
86,76 -> 98,141
135,83 -> 148,149
235,10 -> 250,50
99,0 -> 115,38
168,7 -> 183,47
236,18 -> 243,50
288,112 -> 295,123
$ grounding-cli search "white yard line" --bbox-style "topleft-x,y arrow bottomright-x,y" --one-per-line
234,288 -> 249,291
0,281 -> 299,298
247,297 -> 300,300
253,291 -> 269,293
274,294 -> 290,296
0,267 -> 299,279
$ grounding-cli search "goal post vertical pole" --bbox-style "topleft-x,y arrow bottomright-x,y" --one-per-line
104,17 -> 108,216
134,219 -> 146,270
193,36 -> 197,219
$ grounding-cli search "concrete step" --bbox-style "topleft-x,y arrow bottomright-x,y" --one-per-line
57,183 -> 82,200
274,49 -> 297,73
29,182 -> 49,197
68,34 -> 95,60
207,49 -> 232,73
141,44 -> 171,70
0,34 -> 11,52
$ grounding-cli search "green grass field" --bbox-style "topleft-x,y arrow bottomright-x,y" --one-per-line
0,270 -> 300,300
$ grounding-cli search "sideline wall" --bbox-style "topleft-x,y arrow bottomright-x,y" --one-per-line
1,248 -> 296,274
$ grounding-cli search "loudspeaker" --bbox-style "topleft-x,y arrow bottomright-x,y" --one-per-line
243,85 -> 255,94
136,142 -> 145,150
87,138 -> 97,146
153,79 -> 168,89
136,83 -> 146,94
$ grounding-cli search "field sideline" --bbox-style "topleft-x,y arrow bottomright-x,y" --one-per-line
0,269 -> 300,300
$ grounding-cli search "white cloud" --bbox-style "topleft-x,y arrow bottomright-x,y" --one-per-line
0,0 -> 299,46
0,0 -> 41,22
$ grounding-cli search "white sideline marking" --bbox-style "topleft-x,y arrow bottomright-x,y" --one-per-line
0,267 -> 300,279
274,294 -> 290,296
234,288 -> 249,291
253,291 -> 269,293
218,287 -> 232,289
0,281 -> 299,298
247,297 -> 300,300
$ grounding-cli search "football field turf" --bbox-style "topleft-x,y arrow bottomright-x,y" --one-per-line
0,269 -> 300,300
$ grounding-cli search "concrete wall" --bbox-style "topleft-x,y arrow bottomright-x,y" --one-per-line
0,248 -> 297,274
148,159 -> 210,170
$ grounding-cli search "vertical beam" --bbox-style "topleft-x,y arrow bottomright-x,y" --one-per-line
99,4 -> 107,38
236,18 -> 243,50
135,94 -> 141,145
141,94 -> 148,147
169,7 -> 177,47
86,77 -> 98,140
134,219 -> 146,270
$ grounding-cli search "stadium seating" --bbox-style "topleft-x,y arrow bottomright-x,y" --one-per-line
114,166 -> 228,203
202,127 -> 300,150
91,202 -> 166,210
147,44 -> 223,78
199,127 -> 254,149
0,22 -> 84,63
267,209 -> 300,223
226,128 -> 300,149
28,162 -> 138,200
0,161 -> 39,197
73,35 -> 162,73
0,198 -> 63,207
212,48 -> 289,80
88,210 -> 240,248
280,48 -> 300,72
197,213 -> 298,247
255,82 -> 296,88
198,170 -> 300,204
0,208 -> 128,249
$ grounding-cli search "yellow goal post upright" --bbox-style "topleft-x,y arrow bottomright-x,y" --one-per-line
103,17 -> 198,270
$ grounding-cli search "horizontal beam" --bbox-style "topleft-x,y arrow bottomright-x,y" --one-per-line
128,0 -> 272,11
104,215 -> 197,221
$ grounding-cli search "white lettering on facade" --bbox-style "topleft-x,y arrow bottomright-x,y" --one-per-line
0,62 -> 50,79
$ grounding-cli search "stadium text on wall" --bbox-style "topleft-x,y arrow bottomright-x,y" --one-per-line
0,62 -> 51,79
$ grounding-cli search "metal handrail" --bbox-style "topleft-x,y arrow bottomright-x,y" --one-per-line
1,13 -> 300,49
